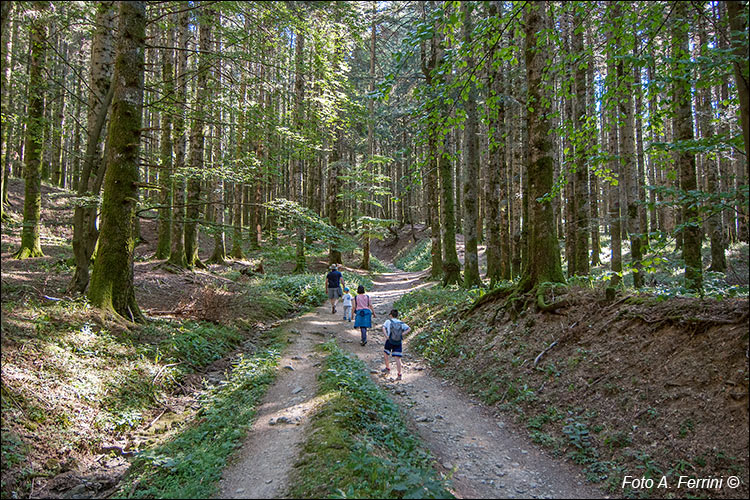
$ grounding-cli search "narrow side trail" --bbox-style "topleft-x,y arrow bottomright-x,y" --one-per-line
216,269 -> 607,499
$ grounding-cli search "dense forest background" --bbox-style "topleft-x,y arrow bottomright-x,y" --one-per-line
1,0 -> 748,315
1,1 -> 749,499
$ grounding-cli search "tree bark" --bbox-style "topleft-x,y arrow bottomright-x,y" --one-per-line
461,1 -> 480,289
184,4 -> 212,269
607,4 -> 622,287
673,1 -> 703,292
14,1 -> 48,259
573,9 -> 589,277
155,18 -> 174,260
618,37 -> 643,288
293,25 -> 306,273
518,2 -> 565,293
88,1 -> 147,322
167,4 -> 189,268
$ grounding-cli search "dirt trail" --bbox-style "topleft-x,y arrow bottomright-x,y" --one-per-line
217,270 -> 607,499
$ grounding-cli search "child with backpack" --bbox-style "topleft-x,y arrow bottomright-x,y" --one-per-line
381,309 -> 410,380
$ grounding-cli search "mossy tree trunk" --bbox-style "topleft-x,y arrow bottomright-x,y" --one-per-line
617,28 -> 642,288
485,3 -> 505,287
573,8 -> 590,277
87,1 -> 147,322
517,2 -> 565,294
461,1 -> 480,289
69,1 -> 115,291
14,1 -> 48,260
184,4 -> 212,270
292,25 -> 306,273
155,19 -> 174,260
673,2 -> 703,292
167,5 -> 189,268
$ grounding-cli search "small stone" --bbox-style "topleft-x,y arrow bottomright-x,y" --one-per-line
292,387 -> 303,394
442,462 -> 453,469
435,414 -> 444,419
269,418 -> 277,426
266,479 -> 273,484
521,449 -> 528,454
284,365 -> 295,371
235,488 -> 245,493
291,356 -> 303,360
497,422 -> 505,429
512,462 -> 520,467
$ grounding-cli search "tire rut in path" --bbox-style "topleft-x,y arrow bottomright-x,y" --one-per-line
216,270 -> 607,499
214,309 -> 335,499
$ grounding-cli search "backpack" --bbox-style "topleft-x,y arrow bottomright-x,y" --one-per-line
388,319 -> 407,343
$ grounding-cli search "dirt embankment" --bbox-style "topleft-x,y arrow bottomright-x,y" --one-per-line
372,226 -> 749,499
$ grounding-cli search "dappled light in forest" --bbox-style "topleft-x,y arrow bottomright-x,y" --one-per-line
1,1 -> 747,499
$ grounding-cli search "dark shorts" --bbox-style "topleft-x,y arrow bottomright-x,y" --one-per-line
384,339 -> 402,357
327,287 -> 342,299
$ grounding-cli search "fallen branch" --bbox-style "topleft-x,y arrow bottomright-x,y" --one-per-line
144,408 -> 168,430
533,341 -> 558,368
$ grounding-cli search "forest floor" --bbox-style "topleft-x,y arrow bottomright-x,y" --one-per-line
2,178 -> 748,499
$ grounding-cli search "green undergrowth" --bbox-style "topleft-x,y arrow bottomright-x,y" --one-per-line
288,341 -> 453,499
116,329 -> 285,498
395,286 -> 474,365
394,238 -> 431,271
0,259 -> 319,498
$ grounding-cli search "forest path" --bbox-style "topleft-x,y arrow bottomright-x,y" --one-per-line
216,269 -> 606,499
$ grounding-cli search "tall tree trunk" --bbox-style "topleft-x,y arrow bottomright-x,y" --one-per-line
68,1 -> 115,290
292,26 -> 306,273
485,3 -> 504,287
88,1 -> 147,322
607,4 -> 622,287
2,13 -> 19,213
618,38 -> 642,288
518,2 -> 565,293
461,1 -> 480,288
0,1 -> 12,218
420,2 -> 442,279
155,19 -> 173,260
698,18 -> 726,272
14,1 -> 48,259
673,1 -> 703,292
573,10 -> 589,277
208,28 -> 226,265
185,4 -> 212,269
725,1 -> 749,242
167,5 -> 189,268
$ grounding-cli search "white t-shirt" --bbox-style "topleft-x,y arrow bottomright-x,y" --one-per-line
342,294 -> 353,306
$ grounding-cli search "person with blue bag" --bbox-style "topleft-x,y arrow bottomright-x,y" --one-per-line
353,285 -> 375,346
